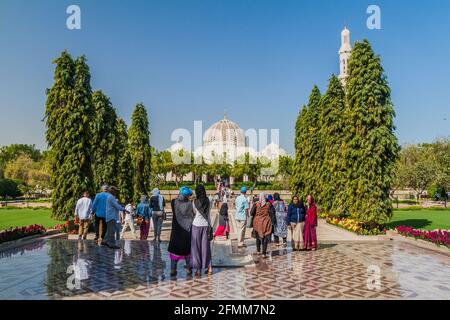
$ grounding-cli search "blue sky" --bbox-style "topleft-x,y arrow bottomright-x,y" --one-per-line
0,0 -> 449,154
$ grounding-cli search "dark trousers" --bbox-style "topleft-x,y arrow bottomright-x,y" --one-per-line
95,215 -> 107,240
256,234 -> 270,255
170,257 -> 191,271
274,235 -> 287,244
103,220 -> 117,246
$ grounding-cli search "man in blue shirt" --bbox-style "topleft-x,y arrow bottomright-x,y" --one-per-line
92,185 -> 109,242
102,186 -> 126,249
235,186 -> 250,248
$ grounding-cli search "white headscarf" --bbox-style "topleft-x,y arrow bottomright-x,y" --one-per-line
259,192 -> 267,207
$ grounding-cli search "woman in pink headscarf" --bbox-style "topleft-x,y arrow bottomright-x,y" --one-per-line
303,195 -> 318,251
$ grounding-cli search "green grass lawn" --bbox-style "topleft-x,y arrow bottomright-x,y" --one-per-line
388,208 -> 450,230
0,208 -> 63,231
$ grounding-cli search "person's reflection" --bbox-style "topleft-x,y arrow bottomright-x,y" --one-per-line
136,241 -> 151,285
73,241 -> 90,286
151,242 -> 166,282
124,239 -> 132,257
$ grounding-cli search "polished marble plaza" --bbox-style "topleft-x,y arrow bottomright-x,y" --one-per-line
0,238 -> 449,300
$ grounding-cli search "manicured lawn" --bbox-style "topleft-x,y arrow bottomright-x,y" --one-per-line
388,209 -> 450,231
0,208 -> 63,231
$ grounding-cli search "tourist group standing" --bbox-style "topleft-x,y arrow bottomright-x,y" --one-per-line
239,190 -> 318,257
74,184 -> 318,275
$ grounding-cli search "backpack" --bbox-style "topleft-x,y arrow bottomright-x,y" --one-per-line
151,196 -> 161,211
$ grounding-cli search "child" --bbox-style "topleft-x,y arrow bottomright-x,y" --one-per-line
303,195 -> 318,251
121,199 -> 137,239
214,203 -> 230,239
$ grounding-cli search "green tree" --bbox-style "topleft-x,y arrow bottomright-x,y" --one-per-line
91,90 -> 118,191
128,103 -> 151,200
115,118 -> 133,203
318,75 -> 347,215
0,144 -> 42,178
3,155 -> 50,195
397,144 -> 440,201
153,150 -> 173,184
342,39 -> 399,224
45,52 -> 95,220
291,86 -> 321,200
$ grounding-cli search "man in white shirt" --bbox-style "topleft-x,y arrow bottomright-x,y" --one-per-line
75,191 -> 93,240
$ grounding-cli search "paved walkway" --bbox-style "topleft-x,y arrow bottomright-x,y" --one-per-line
1,209 -> 448,300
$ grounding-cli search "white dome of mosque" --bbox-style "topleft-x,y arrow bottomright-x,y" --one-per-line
203,114 -> 246,148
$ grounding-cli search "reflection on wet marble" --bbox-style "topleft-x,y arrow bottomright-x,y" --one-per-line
0,239 -> 448,300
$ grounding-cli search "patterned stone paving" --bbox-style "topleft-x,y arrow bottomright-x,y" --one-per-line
0,239 -> 449,300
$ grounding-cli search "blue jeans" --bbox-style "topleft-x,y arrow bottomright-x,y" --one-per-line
152,214 -> 164,238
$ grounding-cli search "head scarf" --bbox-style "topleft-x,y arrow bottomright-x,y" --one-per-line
194,184 -> 210,215
273,193 -> 281,201
152,188 -> 160,197
259,192 -> 267,207
307,195 -> 316,207
180,186 -> 192,197
174,190 -> 194,232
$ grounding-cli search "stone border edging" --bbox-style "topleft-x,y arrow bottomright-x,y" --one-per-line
0,229 -> 63,251
386,230 -> 450,256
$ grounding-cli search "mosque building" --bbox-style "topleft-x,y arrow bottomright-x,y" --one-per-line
166,27 -> 351,185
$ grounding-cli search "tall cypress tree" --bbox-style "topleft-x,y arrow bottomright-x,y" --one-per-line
318,75 -> 346,215
291,86 -> 321,200
45,53 -> 94,220
91,90 -> 118,191
291,106 -> 307,198
128,103 -> 151,201
342,39 -> 399,225
116,118 -> 133,204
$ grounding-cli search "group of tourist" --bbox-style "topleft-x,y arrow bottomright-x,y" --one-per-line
227,187 -> 318,258
74,184 -> 318,277
74,185 -> 167,248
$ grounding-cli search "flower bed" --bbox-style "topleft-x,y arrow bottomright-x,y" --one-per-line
54,220 -> 78,235
395,226 -> 450,248
0,224 -> 46,244
325,215 -> 385,235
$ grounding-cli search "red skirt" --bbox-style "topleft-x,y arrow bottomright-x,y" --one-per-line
140,220 -> 150,240
214,223 -> 230,237
303,220 -> 317,250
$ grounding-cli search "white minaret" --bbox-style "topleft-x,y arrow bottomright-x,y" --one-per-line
339,27 -> 352,86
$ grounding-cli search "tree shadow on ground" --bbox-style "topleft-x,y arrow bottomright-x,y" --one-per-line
387,219 -> 432,230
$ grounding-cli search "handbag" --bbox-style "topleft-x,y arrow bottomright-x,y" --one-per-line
153,210 -> 164,218
137,216 -> 143,226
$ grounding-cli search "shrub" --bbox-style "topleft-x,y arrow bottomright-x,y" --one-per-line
0,224 -> 46,244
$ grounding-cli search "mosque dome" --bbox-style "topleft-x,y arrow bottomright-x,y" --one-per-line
203,114 -> 246,149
